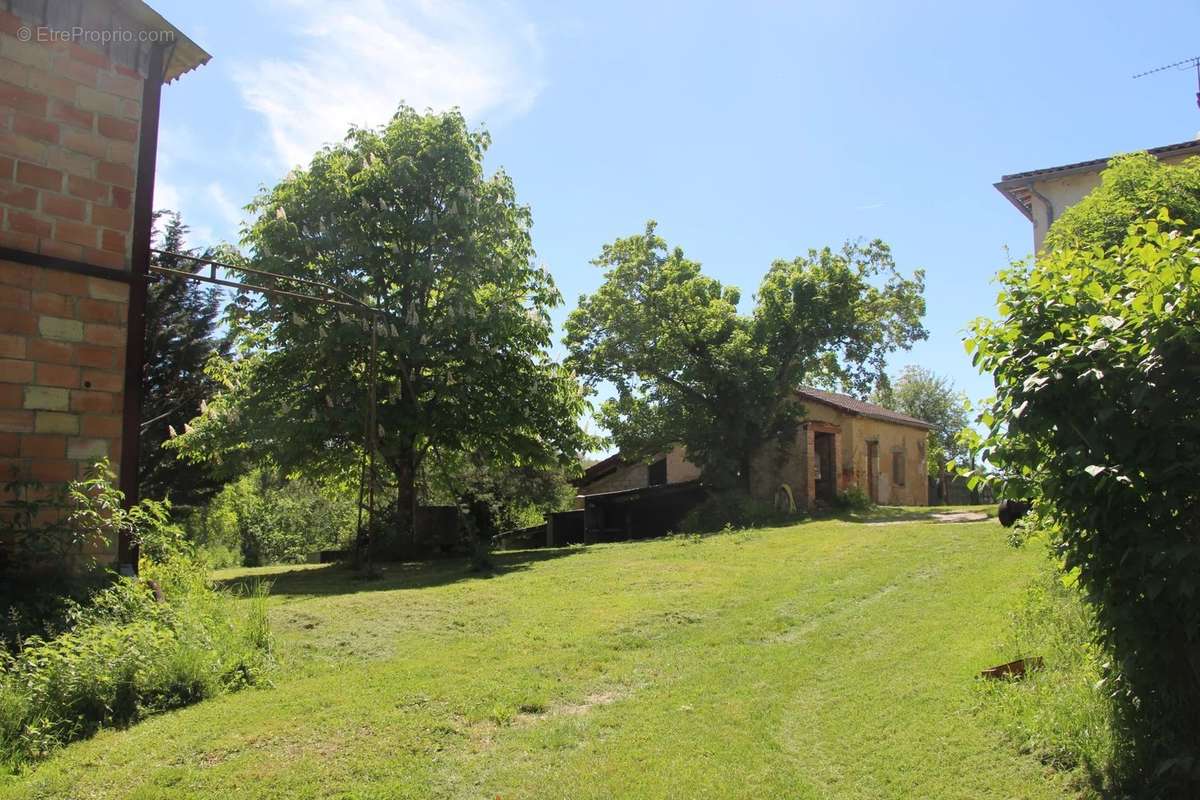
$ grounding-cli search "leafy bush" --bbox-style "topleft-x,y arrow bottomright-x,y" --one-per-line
69,460 -> 187,565
831,486 -> 873,511
0,460 -> 185,649
965,214 -> 1200,793
184,470 -> 355,567
0,465 -> 274,771
1044,152 -> 1200,253
678,491 -> 789,533
977,559 -> 1119,790
0,564 -> 272,769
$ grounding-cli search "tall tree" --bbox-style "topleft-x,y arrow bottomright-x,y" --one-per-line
565,223 -> 927,488
171,107 -> 592,547
873,365 -> 969,503
140,212 -> 227,505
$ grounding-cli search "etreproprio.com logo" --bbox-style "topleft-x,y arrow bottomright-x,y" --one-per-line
16,25 -> 175,45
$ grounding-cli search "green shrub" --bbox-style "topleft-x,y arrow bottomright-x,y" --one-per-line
185,470 -> 355,567
966,213 -> 1200,792
0,561 -> 272,770
831,486 -> 872,511
197,543 -> 242,570
1,460 -> 184,650
977,560 -> 1119,790
678,491 -> 790,533
0,464 -> 273,771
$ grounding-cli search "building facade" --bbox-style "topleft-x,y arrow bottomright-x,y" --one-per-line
995,139 -> 1200,251
577,388 -> 931,511
0,0 -> 208,572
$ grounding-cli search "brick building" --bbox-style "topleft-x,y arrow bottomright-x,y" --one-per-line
0,0 -> 208,572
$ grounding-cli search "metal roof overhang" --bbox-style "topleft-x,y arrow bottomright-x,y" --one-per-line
994,139 -> 1200,223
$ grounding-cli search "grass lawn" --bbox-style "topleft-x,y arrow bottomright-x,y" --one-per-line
1,509 -> 1073,799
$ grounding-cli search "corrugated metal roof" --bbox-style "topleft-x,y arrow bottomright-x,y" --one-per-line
795,387 -> 934,430
9,0 -> 210,84
117,0 -> 211,83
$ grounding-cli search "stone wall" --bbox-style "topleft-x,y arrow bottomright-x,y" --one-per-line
665,447 -> 701,483
748,400 -> 929,509
580,461 -> 649,497
846,416 -> 928,506
578,404 -> 929,512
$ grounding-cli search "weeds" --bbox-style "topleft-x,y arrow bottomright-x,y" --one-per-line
0,464 -> 275,772
0,561 -> 273,771
976,560 -> 1119,791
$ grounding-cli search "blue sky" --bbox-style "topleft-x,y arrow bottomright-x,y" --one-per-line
153,0 -> 1200,411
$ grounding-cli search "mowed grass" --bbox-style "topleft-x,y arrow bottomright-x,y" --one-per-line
1,510 -> 1072,799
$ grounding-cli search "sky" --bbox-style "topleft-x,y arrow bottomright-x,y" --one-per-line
151,0 -> 1200,414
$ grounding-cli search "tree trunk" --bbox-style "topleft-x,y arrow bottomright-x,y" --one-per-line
737,451 -> 754,493
939,468 -> 952,506
390,443 -> 417,556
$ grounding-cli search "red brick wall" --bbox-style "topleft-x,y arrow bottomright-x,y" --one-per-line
0,12 -> 141,268
0,11 -> 146,566
0,260 -> 129,561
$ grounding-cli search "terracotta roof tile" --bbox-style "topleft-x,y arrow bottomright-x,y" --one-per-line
796,387 -> 933,429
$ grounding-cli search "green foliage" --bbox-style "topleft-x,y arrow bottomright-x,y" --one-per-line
964,211 -> 1200,793
66,460 -> 187,566
423,453 -> 576,534
977,561 -> 1118,791
170,107 -> 594,549
140,212 -> 229,506
0,465 -> 272,770
831,485 -> 873,511
185,470 -> 356,567
1044,152 -> 1200,253
1,460 -> 183,581
565,223 -> 926,488
0,562 -> 272,770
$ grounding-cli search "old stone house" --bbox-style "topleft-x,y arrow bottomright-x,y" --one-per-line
578,387 -> 931,511
0,0 -> 209,572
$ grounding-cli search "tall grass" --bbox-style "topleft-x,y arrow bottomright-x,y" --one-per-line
0,559 -> 273,771
976,560 -> 1120,792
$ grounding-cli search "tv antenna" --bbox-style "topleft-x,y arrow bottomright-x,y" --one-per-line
1132,56 -> 1200,110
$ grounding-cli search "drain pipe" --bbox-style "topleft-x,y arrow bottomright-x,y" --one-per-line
1027,182 -> 1055,251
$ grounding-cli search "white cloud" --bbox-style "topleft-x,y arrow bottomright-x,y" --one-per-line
205,182 -> 244,229
154,177 -> 181,214
235,0 -> 544,169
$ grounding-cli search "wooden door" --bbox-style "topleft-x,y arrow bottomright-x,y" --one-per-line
814,432 -> 836,503
867,441 -> 879,503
